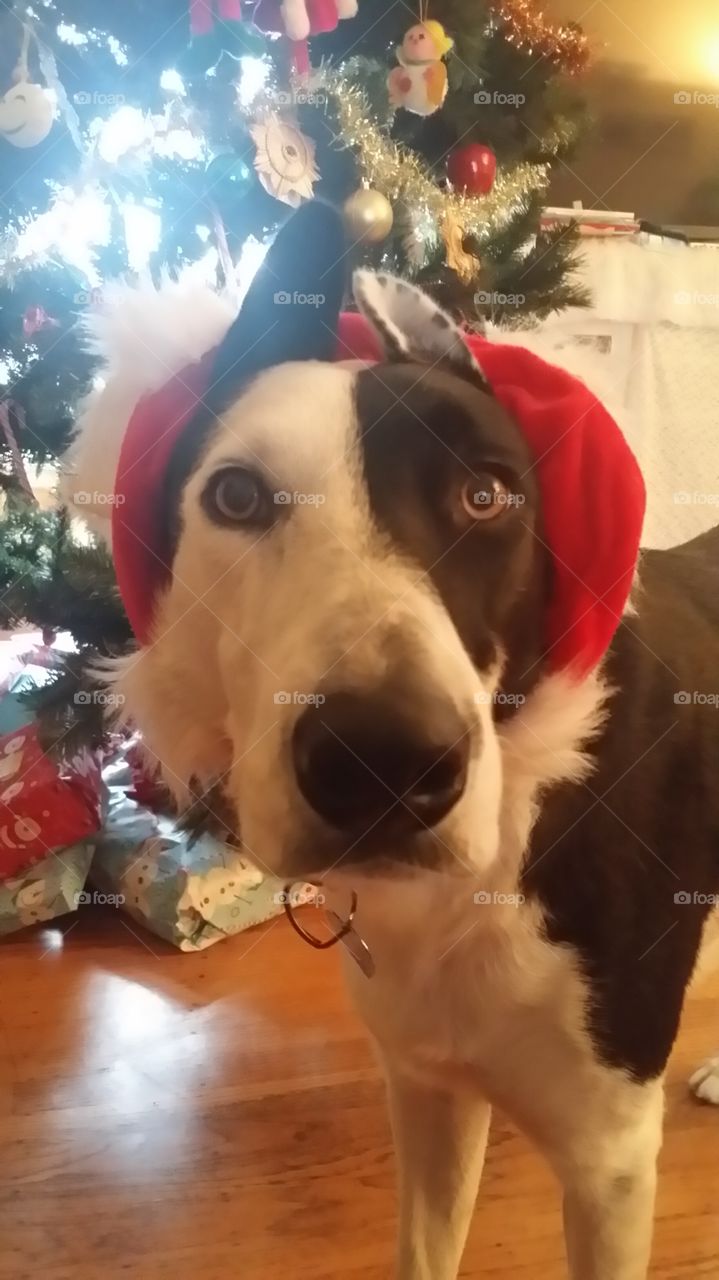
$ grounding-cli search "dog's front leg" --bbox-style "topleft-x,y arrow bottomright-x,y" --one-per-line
557,1082 -> 664,1280
562,1163 -> 657,1280
385,1064 -> 491,1280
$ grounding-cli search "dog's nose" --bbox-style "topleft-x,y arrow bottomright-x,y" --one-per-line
292,692 -> 469,834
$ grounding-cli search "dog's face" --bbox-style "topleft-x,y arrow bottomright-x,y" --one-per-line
118,271 -> 549,883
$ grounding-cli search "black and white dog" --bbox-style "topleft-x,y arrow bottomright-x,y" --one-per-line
66,203 -> 719,1280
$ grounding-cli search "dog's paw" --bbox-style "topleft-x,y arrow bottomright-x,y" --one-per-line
689,1056 -> 719,1104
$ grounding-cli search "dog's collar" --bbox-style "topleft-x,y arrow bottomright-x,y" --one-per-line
283,882 -> 375,978
111,313 -> 645,677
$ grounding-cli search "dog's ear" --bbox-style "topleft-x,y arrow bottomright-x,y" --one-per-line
207,200 -> 348,407
353,269 -> 490,390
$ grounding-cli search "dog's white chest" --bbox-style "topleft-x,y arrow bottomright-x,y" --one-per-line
342,883 -> 599,1116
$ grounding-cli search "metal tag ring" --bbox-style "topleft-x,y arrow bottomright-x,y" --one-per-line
283,883 -> 358,950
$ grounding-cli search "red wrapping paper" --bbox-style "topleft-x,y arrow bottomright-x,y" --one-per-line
0,724 -> 102,881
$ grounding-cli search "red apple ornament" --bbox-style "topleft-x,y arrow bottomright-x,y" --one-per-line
447,143 -> 497,195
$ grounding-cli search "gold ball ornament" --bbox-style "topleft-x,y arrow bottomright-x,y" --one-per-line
0,82 -> 54,148
343,189 -> 394,244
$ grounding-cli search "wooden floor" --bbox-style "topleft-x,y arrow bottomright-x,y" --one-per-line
0,906 -> 717,1280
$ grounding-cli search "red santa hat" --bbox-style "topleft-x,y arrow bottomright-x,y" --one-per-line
110,206 -> 645,678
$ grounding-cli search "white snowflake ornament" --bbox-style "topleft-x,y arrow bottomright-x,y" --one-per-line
250,114 -> 319,208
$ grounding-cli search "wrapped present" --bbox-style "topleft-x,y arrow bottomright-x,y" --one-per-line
91,756 -> 284,951
0,665 -> 57,735
0,630 -> 41,696
0,630 -> 76,734
0,841 -> 95,936
0,653 -> 101,934
0,722 -> 103,881
0,631 -> 76,697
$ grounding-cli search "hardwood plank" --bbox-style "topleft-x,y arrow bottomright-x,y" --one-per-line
0,906 -> 717,1279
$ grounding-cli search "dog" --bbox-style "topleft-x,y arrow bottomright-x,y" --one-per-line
65,202 -> 719,1279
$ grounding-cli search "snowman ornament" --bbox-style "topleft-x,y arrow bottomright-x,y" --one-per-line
0,80 -> 54,148
0,23 -> 55,149
387,19 -> 454,117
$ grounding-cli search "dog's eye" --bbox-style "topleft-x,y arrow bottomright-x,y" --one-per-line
205,467 -> 267,525
460,472 -> 513,522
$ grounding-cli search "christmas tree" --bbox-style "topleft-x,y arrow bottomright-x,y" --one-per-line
0,0 -> 591,671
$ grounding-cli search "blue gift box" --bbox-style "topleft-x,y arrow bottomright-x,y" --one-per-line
0,841 -> 95,936
90,757 -> 284,951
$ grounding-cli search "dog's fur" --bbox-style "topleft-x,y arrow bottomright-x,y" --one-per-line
64,241 -> 719,1279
